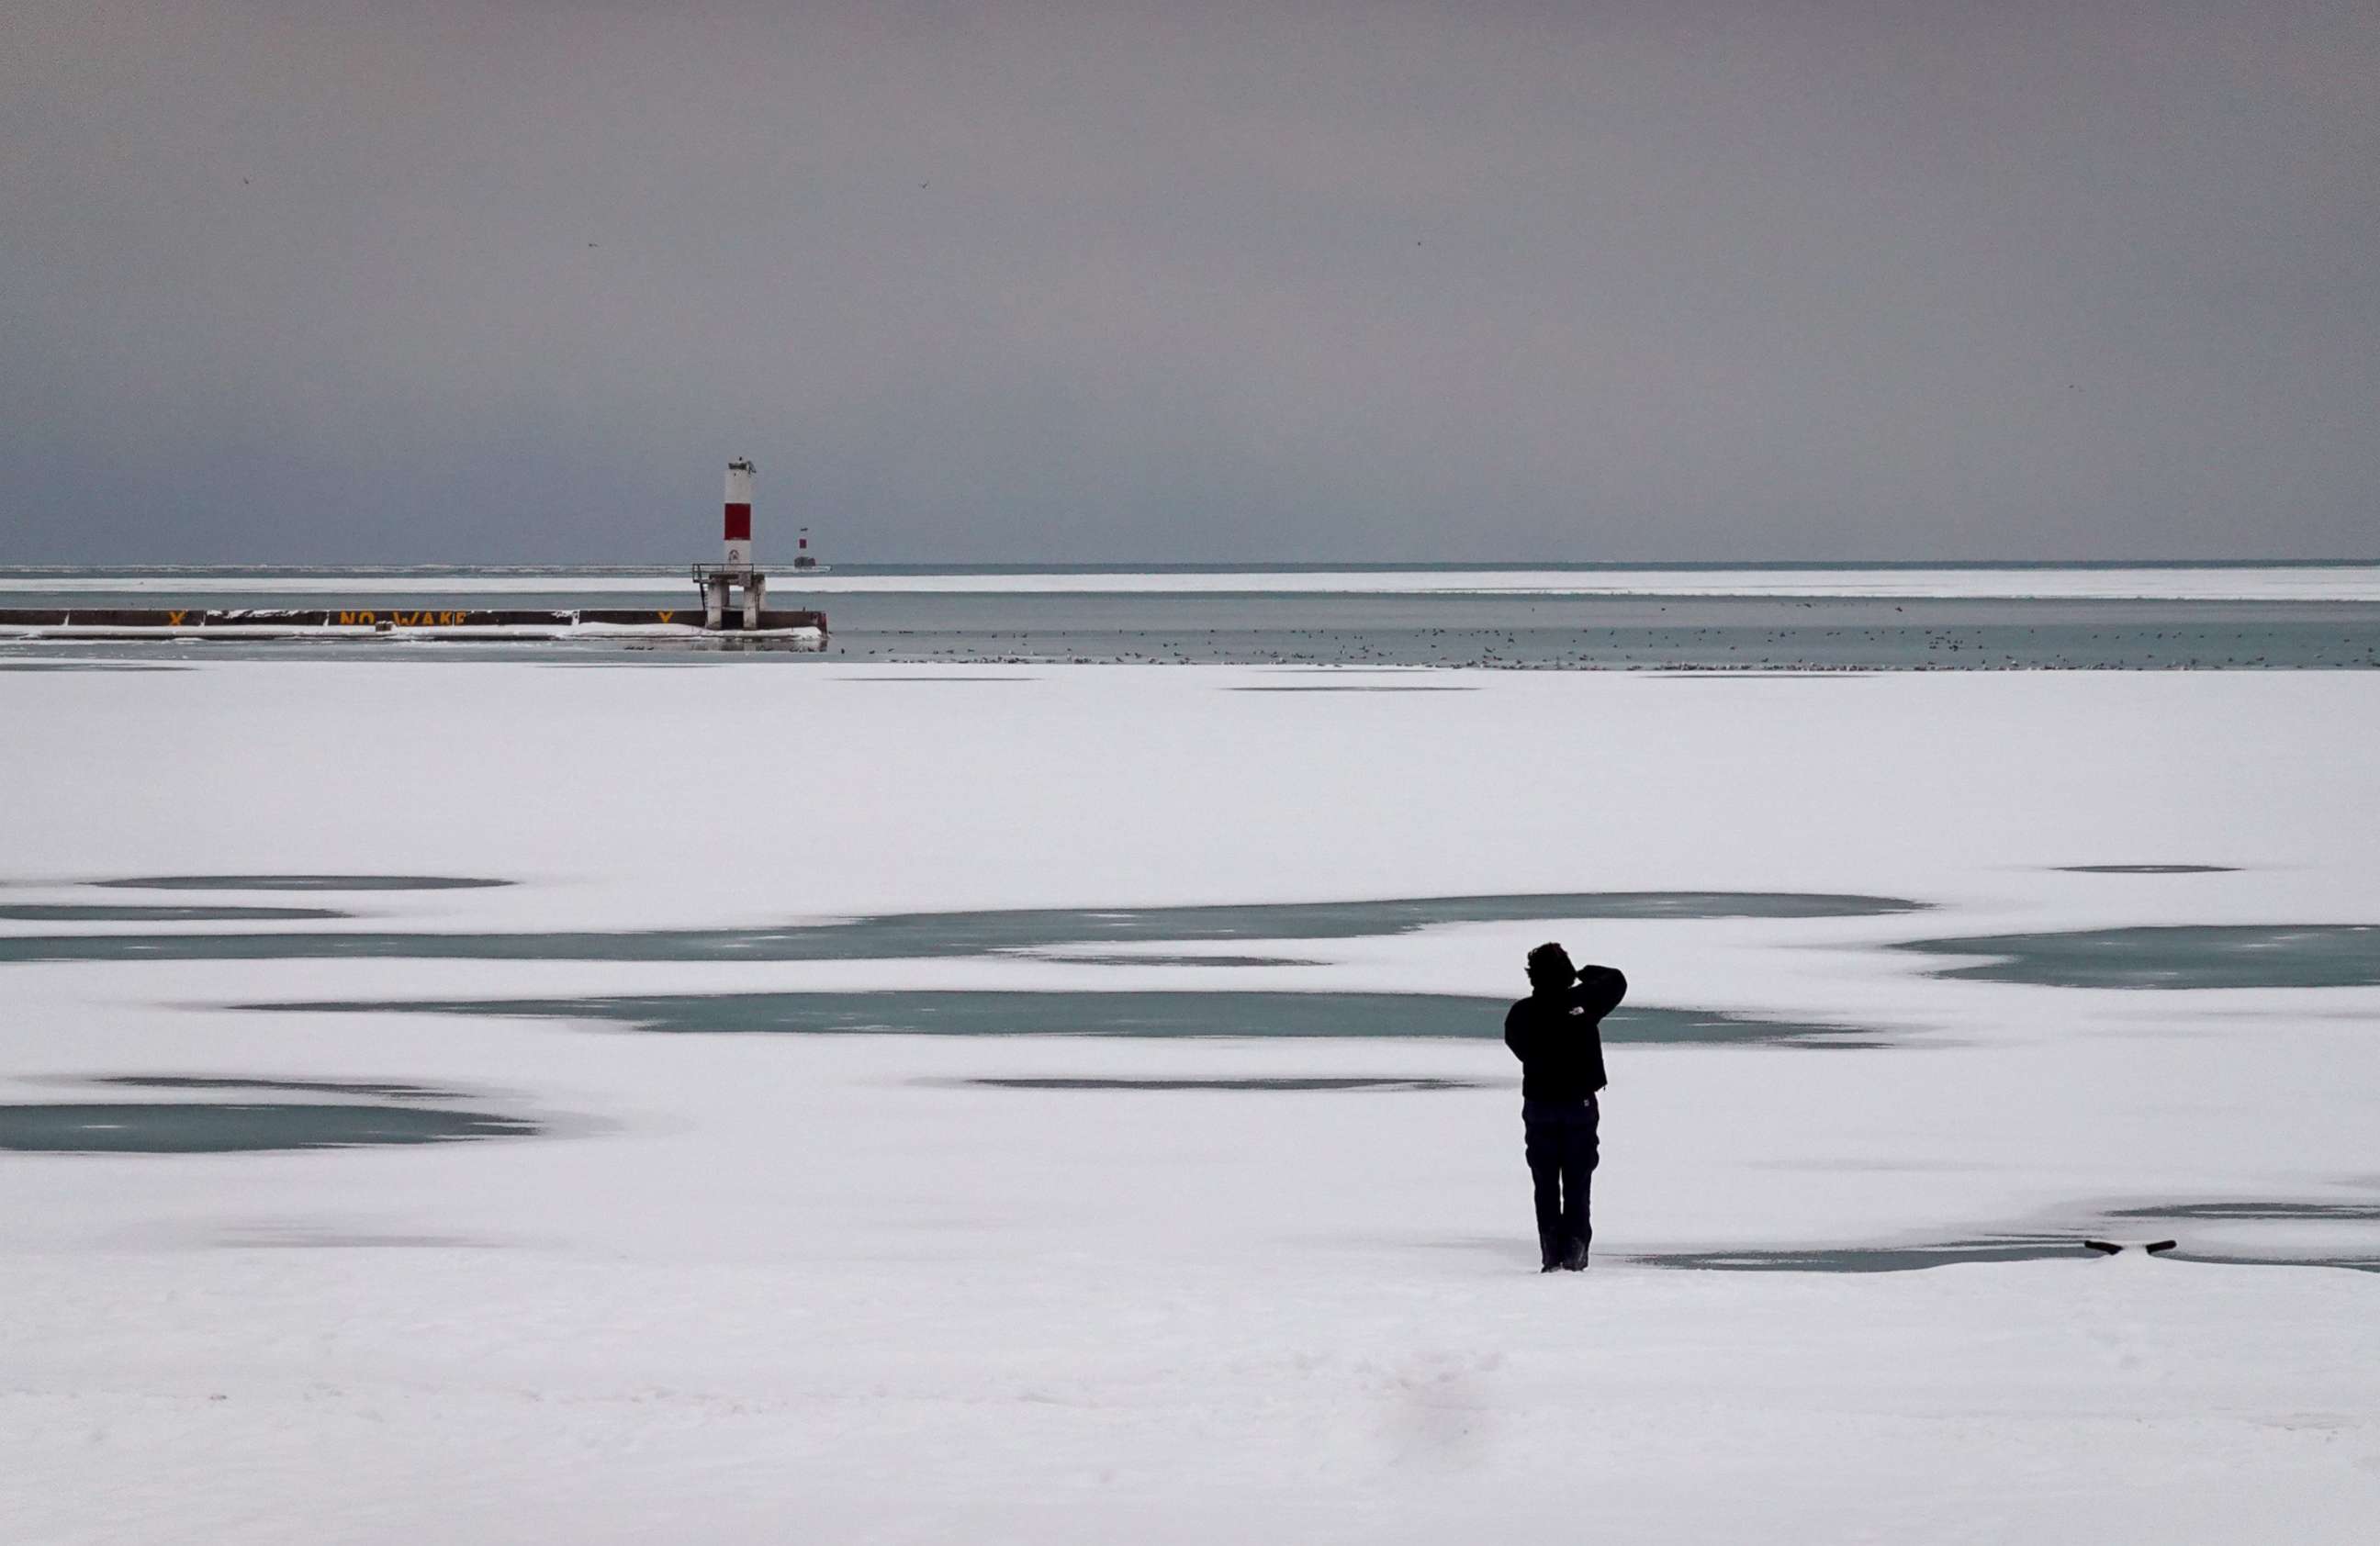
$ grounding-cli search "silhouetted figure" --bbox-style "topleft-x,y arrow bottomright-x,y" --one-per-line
1504,942 -> 1626,1271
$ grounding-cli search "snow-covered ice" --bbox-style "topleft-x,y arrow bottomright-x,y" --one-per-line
4,662 -> 2377,1542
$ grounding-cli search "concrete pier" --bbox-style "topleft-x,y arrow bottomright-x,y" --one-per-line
0,607 -> 828,641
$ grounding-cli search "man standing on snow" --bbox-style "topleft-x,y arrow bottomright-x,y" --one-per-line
1504,942 -> 1627,1272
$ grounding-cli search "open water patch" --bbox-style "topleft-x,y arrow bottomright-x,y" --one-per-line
1637,1236 -> 2378,1273
214,1225 -> 495,1249
0,1102 -> 539,1153
253,990 -> 1881,1046
0,903 -> 345,923
2055,864 -> 2240,875
1027,953 -> 1320,968
94,874 -> 512,892
1894,924 -> 2380,988
2105,1199 -> 2380,1223
942,1075 -> 1483,1092
0,890 -> 1926,965
1641,1193 -> 2380,1273
1639,1237 -> 2086,1272
89,1074 -> 466,1101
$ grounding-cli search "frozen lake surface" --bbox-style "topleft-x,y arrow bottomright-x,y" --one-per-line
10,563 -> 2380,668
5,656 -> 2379,1542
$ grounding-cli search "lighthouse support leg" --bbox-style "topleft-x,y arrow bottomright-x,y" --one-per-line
705,577 -> 729,631
744,574 -> 766,631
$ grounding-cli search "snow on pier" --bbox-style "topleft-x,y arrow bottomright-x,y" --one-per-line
0,606 -> 827,643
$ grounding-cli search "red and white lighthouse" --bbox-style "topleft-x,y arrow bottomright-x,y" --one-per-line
696,456 -> 768,629
724,458 -> 756,569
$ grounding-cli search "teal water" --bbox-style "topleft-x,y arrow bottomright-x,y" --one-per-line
2106,1200 -> 2380,1223
0,1102 -> 536,1153
94,875 -> 511,891
94,1075 -> 466,1100
257,991 -> 1880,1046
1640,1238 -> 2089,1272
1638,1240 -> 2380,1273
1638,1191 -> 2380,1273
1898,924 -> 2380,989
2055,864 -> 2238,875
0,891 -> 1923,965
0,904 -> 344,923
948,1076 -> 1483,1092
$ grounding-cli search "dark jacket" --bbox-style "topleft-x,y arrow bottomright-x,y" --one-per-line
1503,966 -> 1626,1103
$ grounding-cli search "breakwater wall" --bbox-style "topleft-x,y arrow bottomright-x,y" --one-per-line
0,607 -> 828,639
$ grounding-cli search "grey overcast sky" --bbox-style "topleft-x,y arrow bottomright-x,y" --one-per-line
4,1 -> 2374,564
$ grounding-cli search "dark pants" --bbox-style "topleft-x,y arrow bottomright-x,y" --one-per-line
1522,1096 -> 1600,1269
